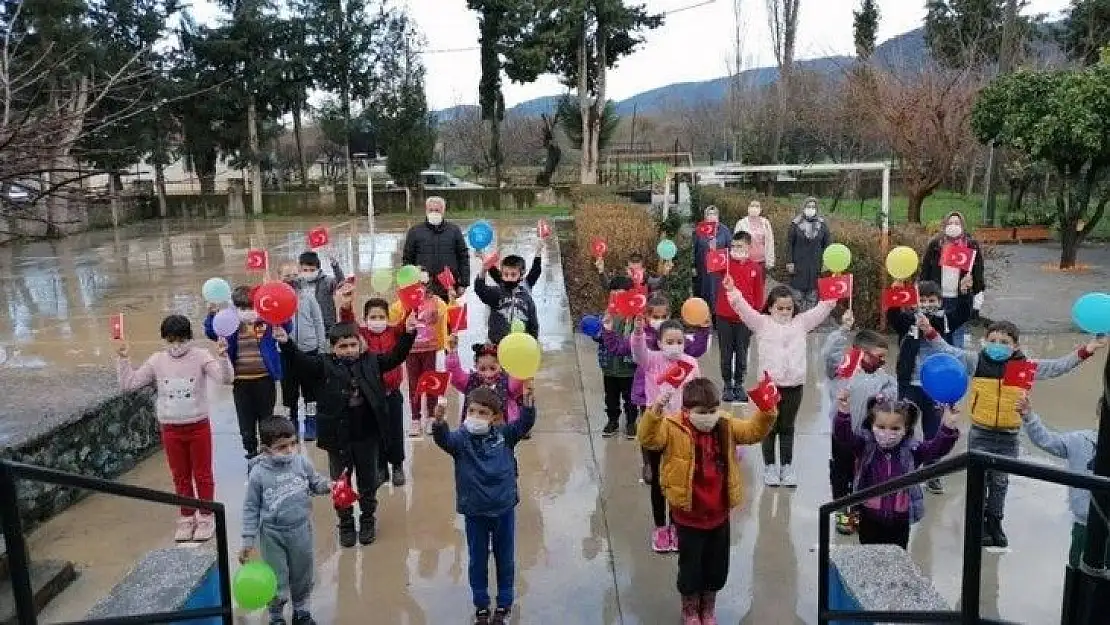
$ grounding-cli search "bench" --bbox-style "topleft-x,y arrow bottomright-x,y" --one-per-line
829,544 -> 949,624
86,547 -> 221,624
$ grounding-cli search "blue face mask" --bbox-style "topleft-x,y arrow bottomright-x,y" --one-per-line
982,342 -> 1013,362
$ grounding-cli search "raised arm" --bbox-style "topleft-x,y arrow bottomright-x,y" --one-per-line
505,404 -> 537,446
833,411 -> 866,453
726,288 -> 767,333
525,255 -> 542,288
629,328 -> 654,366
636,405 -> 670,451
600,326 -> 632,357
330,258 -> 345,285
432,419 -> 461,454
473,276 -> 501,308
921,326 -> 980,374
118,355 -> 156,391
278,338 -> 325,378
797,299 -> 837,333
1033,349 -> 1088,381
913,424 -> 960,464
203,312 -> 218,341
1021,410 -> 1070,459
726,408 -> 776,445
378,327 -> 417,373
444,348 -> 471,392
821,328 -> 851,380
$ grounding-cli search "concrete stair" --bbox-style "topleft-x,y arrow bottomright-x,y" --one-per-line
0,538 -> 77,625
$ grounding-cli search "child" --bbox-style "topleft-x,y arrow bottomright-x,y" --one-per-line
1019,396 -> 1106,568
204,286 -> 290,460
274,318 -> 416,547
637,378 -> 777,625
631,317 -> 703,553
117,315 -> 233,542
278,262 -> 327,440
336,286 -> 408,487
596,276 -> 639,438
486,240 -> 543,289
474,254 -> 539,344
832,391 -> 960,548
596,251 -> 670,294
922,319 -> 1105,547
725,279 -> 835,487
820,310 -> 897,535
393,272 -> 449,436
432,384 -> 537,625
298,250 -> 346,331
240,418 -> 332,625
713,231 -> 765,403
446,337 -> 526,423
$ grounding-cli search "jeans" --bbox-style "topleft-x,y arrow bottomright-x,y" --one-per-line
377,390 -> 405,469
829,437 -> 855,501
715,318 -> 751,389
233,377 -> 277,456
327,438 -> 380,520
858,512 -> 910,549
968,426 -> 1020,519
405,350 -> 439,421
762,385 -> 803,465
675,521 -> 730,595
465,510 -> 516,610
160,420 -> 215,517
603,375 -> 636,426
280,350 -> 317,426
943,297 -> 969,348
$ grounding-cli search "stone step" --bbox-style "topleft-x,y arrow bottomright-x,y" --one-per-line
0,559 -> 77,625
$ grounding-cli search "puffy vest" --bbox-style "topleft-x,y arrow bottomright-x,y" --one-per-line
969,352 -> 1025,430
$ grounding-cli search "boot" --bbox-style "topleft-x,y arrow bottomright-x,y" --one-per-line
358,514 -> 376,545
698,592 -> 718,625
989,515 -> 1009,548
302,402 -> 317,441
981,516 -> 998,548
680,594 -> 702,625
338,513 -> 356,548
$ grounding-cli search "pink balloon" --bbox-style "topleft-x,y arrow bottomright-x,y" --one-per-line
212,307 -> 240,337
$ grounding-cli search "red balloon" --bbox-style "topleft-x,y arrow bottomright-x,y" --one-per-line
252,282 -> 298,325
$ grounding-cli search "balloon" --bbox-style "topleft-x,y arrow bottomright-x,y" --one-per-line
201,277 -> 231,303
212,306 -> 241,338
395,265 -> 420,288
680,297 -> 711,327
823,243 -> 852,273
920,353 -> 969,405
510,319 -> 526,334
1072,292 -> 1110,335
252,282 -> 298,325
498,332 -> 541,379
467,220 -> 494,250
656,239 -> 678,261
233,561 -> 278,611
885,246 -> 919,280
579,315 -> 603,338
370,269 -> 393,292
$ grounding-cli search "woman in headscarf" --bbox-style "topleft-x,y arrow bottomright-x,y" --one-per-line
919,211 -> 985,347
785,197 -> 831,311
735,199 -> 775,277
692,205 -> 734,310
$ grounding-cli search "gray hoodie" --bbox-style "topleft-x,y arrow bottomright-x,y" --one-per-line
242,453 -> 331,547
821,328 -> 899,433
290,287 -> 327,353
1021,411 -> 1098,525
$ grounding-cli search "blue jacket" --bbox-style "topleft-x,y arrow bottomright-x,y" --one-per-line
203,313 -> 291,381
432,405 -> 536,517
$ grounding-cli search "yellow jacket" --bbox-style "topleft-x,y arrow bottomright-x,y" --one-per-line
637,406 -> 777,512
389,296 -> 450,351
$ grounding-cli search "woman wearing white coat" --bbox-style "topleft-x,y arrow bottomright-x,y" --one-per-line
734,200 -> 775,274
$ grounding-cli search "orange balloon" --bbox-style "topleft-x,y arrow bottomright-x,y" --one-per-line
681,297 -> 711,327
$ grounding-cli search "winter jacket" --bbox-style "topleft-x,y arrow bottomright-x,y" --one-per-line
735,215 -> 776,267
1021,411 -> 1098,524
433,405 -> 537,517
887,295 -> 973,385
278,330 -> 415,452
632,325 -> 711,407
474,277 -> 539,344
920,220 -> 985,298
597,317 -> 637,378
291,287 -> 327,353
241,453 -> 331,548
726,290 -> 835,387
118,345 -> 234,425
303,259 -> 346,331
488,256 -> 542,290
692,221 -> 733,305
446,349 -> 525,423
820,328 -> 898,433
402,220 -> 470,300
637,404 -> 776,513
339,304 -> 405,391
203,315 -> 291,381
713,257 -> 764,322
786,215 -> 831,292
630,329 -> 700,415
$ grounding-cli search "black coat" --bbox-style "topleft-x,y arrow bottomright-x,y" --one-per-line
402,220 -> 470,299
919,236 -> 985,295
280,330 -> 415,453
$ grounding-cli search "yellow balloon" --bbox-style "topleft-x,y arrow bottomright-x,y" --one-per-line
885,246 -> 920,280
497,332 -> 541,379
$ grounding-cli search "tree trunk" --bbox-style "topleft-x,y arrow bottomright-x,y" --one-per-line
154,161 -> 168,218
907,189 -> 926,224
589,33 -> 607,186
293,103 -> 308,186
341,88 -> 357,215
490,97 -> 502,209
108,173 -> 120,228
1059,220 -> 1081,269
247,95 -> 263,215
577,23 -> 594,185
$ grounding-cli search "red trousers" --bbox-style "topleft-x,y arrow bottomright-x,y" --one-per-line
405,350 -> 440,420
161,420 -> 215,517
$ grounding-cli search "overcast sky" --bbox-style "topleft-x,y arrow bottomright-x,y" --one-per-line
192,0 -> 1072,110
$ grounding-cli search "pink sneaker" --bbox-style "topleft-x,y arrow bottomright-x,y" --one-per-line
668,524 -> 679,552
192,514 -> 215,542
173,516 -> 195,542
650,526 -> 670,553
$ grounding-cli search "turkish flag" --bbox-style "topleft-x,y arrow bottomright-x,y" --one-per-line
818,273 -> 854,302
397,283 -> 426,312
331,469 -> 359,509
628,265 -> 645,286
1003,360 -> 1037,390
614,289 -> 648,317
836,347 -> 863,379
109,313 -> 124,340
941,243 -> 976,273
437,267 -> 456,291
306,226 -> 329,249
705,249 -> 729,274
537,219 -> 552,239
483,251 -> 501,271
245,249 -> 269,272
447,304 -> 468,332
883,284 -> 919,310
416,371 -> 450,397
607,292 -> 621,315
657,360 -> 695,388
590,237 -> 608,258
695,221 -> 717,240
748,372 -> 781,413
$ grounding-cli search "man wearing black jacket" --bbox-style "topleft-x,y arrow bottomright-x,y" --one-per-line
402,196 -> 470,301
274,316 -> 417,548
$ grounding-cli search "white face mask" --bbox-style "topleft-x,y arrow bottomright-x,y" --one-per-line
730,250 -> 748,261
167,343 -> 190,358
803,207 -> 817,219
873,428 -> 905,449
419,271 -> 430,284
464,417 -> 490,435
945,223 -> 963,238
269,449 -> 297,465
238,309 -> 258,323
660,343 -> 685,360
367,320 -> 389,334
748,206 -> 762,217
771,311 -> 792,325
649,319 -> 664,331
301,270 -> 319,281
705,213 -> 719,223
426,212 -> 444,226
689,411 -> 720,432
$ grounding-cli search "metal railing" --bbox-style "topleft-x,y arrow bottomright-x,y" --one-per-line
817,450 -> 1110,624
0,460 -> 234,625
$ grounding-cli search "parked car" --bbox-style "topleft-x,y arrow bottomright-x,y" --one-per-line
382,170 -> 484,190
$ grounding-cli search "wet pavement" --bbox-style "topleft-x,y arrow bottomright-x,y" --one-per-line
0,217 -> 1106,624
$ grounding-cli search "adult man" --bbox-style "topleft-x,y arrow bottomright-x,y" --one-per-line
402,196 -> 470,300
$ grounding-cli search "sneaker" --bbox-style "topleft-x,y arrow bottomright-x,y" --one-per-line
491,607 -> 511,624
834,512 -> 855,536
391,464 -> 406,487
174,517 -> 195,542
291,612 -> 316,625
474,608 -> 492,625
733,386 -> 749,404
423,418 -> 435,436
780,464 -> 798,488
721,386 -> 736,403
624,421 -> 637,440
338,518 -> 357,548
192,514 -> 215,542
763,465 -> 781,487
408,420 -> 423,437
602,421 -> 620,438
650,526 -> 670,553
667,524 -> 679,552
926,478 -> 945,494
358,516 -> 376,545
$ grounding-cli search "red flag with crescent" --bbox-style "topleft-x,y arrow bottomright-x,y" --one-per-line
748,372 -> 782,413
109,313 -> 124,340
245,249 -> 269,272
447,304 -> 468,332
397,283 -> 426,312
818,273 -> 854,302
590,237 -> 608,259
695,221 -> 717,240
883,284 -> 920,310
614,289 -> 648,317
705,249 -> 729,274
836,347 -> 863,379
306,226 -> 329,249
941,243 -> 976,273
416,371 -> 450,397
1003,360 -> 1037,391
657,360 -> 695,388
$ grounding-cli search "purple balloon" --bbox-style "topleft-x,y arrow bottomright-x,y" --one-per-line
212,307 -> 241,338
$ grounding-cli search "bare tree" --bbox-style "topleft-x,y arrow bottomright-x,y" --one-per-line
766,0 -> 801,162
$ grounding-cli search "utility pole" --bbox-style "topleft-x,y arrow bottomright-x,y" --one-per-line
985,0 -> 1020,226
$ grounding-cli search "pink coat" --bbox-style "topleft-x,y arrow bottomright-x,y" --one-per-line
630,330 -> 700,415
445,350 -> 525,422
726,291 -> 835,387
118,346 -> 234,425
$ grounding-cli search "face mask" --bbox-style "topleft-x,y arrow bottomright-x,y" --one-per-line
284,278 -> 301,288
419,271 -> 430,284
873,428 -> 904,449
748,206 -> 761,217
982,343 -> 1013,362
301,270 -> 319,281
367,320 -> 388,334
920,303 -> 941,316
502,280 -> 520,291
705,213 -> 719,223
772,311 -> 792,325
730,250 -> 748,261
689,411 -> 720,433
167,343 -> 190,358
803,207 -> 818,219
649,319 -> 665,331
427,212 -> 444,226
860,355 -> 885,374
464,417 -> 491,435
238,309 -> 258,323
945,224 -> 963,238
661,344 -> 684,360
269,451 -> 296,466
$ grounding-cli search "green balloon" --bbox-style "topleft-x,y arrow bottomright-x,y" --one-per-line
823,243 -> 852,273
511,319 -> 526,334
233,561 -> 277,611
370,269 -> 392,292
396,264 -> 420,287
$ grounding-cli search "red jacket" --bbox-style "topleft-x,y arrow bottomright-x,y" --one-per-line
714,259 -> 764,322
340,306 -> 405,391
670,415 -> 729,530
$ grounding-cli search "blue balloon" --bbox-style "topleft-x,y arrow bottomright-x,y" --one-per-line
1072,292 -> 1110,335
579,314 -> 602,338
467,221 -> 494,250
920,353 -> 969,405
